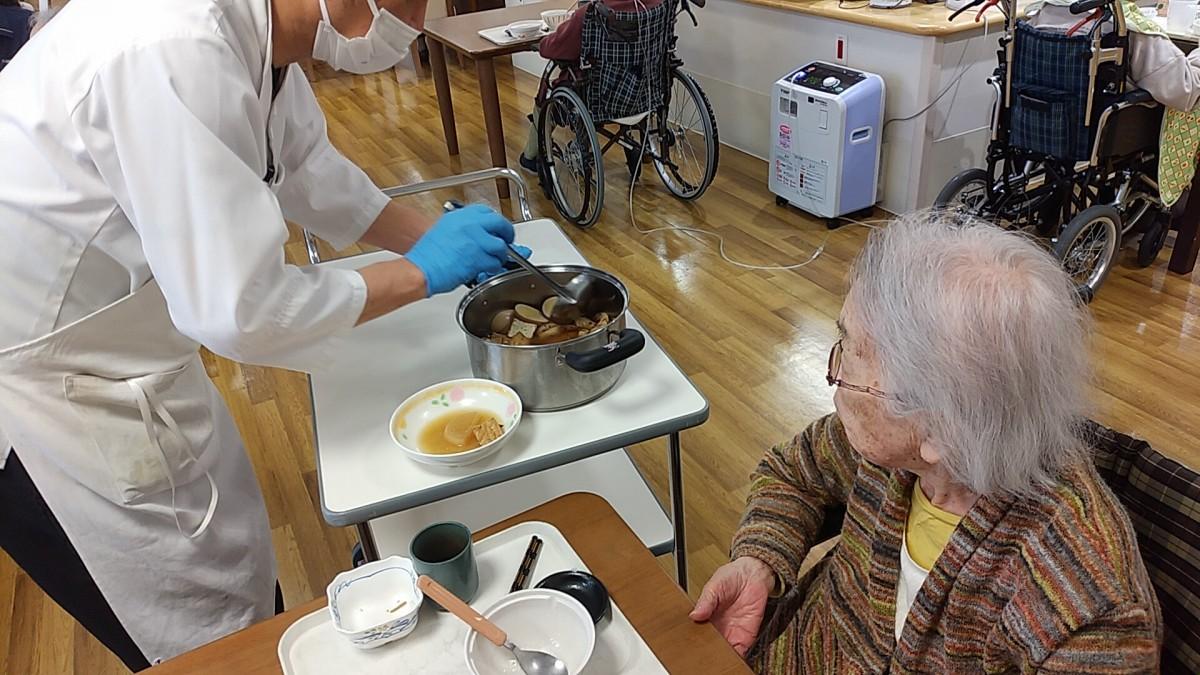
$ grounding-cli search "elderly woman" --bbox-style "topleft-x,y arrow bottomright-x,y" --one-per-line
691,214 -> 1162,672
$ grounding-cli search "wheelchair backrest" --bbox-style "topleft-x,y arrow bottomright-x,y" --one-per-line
1009,21 -> 1098,161
579,0 -> 673,123
0,6 -> 33,70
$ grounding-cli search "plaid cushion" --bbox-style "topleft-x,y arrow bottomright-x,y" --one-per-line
1086,420 -> 1200,674
1010,21 -> 1095,161
579,0 -> 671,123
0,6 -> 33,69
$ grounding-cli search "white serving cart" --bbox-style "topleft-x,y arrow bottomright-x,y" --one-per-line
304,169 -> 708,587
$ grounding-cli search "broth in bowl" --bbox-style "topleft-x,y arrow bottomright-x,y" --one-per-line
414,409 -> 505,455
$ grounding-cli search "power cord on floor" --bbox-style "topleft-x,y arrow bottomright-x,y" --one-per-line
618,6 -> 882,271
625,128 -> 884,271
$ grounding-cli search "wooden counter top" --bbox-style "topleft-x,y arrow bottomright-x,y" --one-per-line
734,0 -> 1034,37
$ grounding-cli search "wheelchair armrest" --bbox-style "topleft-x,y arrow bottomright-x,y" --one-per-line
1117,89 -> 1155,106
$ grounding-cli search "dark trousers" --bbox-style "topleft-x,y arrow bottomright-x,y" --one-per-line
0,450 -> 283,671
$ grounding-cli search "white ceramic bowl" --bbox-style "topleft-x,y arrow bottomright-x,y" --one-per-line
389,378 -> 522,467
506,19 -> 545,39
327,556 -> 423,649
464,589 -> 595,675
541,9 -> 569,30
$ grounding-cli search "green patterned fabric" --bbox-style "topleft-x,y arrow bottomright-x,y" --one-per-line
1120,0 -> 1200,206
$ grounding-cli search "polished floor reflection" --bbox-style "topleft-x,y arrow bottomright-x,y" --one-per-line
3,56 -> 1199,674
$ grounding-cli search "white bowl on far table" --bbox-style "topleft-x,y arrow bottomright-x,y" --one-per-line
389,378 -> 522,467
464,589 -> 596,675
327,556 -> 423,649
541,9 -> 570,31
506,19 -> 546,39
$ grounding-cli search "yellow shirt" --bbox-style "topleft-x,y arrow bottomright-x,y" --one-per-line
905,479 -> 963,570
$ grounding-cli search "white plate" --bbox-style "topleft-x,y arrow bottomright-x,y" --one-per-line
278,522 -> 667,675
478,24 -> 550,46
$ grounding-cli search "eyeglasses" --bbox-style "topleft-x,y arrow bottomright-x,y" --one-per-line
826,339 -> 896,400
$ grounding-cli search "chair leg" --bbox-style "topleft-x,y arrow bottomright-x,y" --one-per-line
1169,173 -> 1200,274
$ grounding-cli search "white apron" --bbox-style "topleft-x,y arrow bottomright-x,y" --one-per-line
0,0 -> 389,658
0,280 -> 276,664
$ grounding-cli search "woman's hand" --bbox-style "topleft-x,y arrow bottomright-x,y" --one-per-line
689,556 -> 776,657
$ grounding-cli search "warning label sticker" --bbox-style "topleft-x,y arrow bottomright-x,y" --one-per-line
796,156 -> 828,204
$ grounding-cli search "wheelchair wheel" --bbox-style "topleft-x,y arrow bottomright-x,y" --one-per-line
651,70 -> 719,200
1136,213 -> 1170,268
1053,205 -> 1121,300
934,169 -> 989,215
540,87 -> 604,228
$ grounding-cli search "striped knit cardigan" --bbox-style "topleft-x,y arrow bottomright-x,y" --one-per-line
732,413 -> 1162,674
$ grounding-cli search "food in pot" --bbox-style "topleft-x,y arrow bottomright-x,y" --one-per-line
486,296 -> 610,346
417,410 -> 505,455
514,303 -> 549,324
490,308 -> 516,334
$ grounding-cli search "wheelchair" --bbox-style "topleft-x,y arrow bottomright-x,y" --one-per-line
934,0 -> 1171,301
533,0 -> 719,228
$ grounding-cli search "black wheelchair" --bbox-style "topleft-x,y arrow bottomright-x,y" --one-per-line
533,0 -> 719,228
935,0 -> 1171,301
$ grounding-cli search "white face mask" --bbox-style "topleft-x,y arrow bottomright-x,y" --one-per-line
312,0 -> 421,74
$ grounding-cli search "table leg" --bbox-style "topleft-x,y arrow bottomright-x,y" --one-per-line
1169,175 -> 1200,274
669,432 -> 688,591
475,57 -> 511,200
357,522 -> 381,563
427,38 -> 459,157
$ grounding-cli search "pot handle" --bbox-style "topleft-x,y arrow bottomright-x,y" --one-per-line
564,329 -> 645,373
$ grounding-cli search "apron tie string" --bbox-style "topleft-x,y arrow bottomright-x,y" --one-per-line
127,380 -> 219,540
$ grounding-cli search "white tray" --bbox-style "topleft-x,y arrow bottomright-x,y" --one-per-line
478,24 -> 550,46
278,521 -> 668,674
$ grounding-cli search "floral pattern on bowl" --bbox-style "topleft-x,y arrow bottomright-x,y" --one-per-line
328,556 -> 423,650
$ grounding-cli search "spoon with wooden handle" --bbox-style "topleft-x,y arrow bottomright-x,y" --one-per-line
417,575 -> 568,675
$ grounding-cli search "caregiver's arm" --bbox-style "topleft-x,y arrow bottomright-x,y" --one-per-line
358,200 -> 435,254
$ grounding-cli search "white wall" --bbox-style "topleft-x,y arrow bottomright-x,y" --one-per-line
498,0 -> 1001,212
674,0 -> 1000,212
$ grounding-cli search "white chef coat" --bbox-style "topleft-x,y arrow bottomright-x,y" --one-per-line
0,0 -> 392,661
0,0 -> 387,359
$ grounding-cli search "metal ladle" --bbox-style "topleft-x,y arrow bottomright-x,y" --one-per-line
504,245 -> 594,324
418,575 -> 569,675
441,200 -> 596,323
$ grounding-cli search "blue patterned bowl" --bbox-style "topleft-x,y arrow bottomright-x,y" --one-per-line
328,556 -> 423,649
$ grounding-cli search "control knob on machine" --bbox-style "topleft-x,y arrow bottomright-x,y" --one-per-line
822,76 -> 841,89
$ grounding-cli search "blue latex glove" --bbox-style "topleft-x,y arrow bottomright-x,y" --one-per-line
475,245 -> 532,285
406,204 -> 514,296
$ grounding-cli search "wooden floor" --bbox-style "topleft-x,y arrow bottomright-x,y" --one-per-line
4,56 -> 1200,674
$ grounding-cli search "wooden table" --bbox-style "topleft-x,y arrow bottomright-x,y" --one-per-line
734,0 -> 1037,36
154,493 -> 750,674
422,0 -> 573,199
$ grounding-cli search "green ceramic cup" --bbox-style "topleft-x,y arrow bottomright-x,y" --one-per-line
409,521 -> 479,609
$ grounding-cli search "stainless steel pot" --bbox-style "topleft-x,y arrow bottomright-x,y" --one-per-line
457,265 -> 645,412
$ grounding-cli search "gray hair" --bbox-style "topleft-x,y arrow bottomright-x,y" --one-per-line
847,211 -> 1090,497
